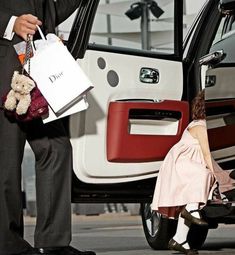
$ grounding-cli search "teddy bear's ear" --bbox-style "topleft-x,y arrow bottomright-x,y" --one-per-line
11,71 -> 20,88
13,71 -> 19,77
12,71 -> 20,82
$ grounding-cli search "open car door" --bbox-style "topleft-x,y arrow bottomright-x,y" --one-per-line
67,0 -> 187,184
205,12 -> 235,169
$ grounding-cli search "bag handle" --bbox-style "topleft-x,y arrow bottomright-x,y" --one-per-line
22,35 -> 32,75
36,25 -> 46,41
30,25 -> 46,53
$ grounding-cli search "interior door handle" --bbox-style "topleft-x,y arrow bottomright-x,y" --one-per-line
140,67 -> 159,84
205,75 -> 216,87
199,50 -> 225,66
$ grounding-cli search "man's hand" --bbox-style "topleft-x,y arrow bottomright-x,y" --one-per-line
13,14 -> 42,40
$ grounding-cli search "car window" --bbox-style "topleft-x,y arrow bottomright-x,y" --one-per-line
206,13 -> 235,101
210,14 -> 235,64
89,0 -> 206,55
211,17 -> 225,46
223,14 -> 235,35
58,0 -> 205,57
89,0 -> 175,54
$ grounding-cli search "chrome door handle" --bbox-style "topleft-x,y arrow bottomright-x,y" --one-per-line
140,67 -> 159,84
199,50 -> 225,66
205,75 -> 216,87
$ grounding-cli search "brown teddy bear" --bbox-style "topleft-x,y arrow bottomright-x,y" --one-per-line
4,71 -> 36,115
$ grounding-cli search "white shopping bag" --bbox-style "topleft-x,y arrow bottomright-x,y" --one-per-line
43,96 -> 89,123
24,27 -> 93,115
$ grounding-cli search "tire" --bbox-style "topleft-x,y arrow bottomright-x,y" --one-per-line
140,203 -> 177,250
188,224 -> 208,249
140,203 -> 208,250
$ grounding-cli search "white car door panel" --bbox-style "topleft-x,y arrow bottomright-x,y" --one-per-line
70,50 -> 187,183
67,0 -> 185,183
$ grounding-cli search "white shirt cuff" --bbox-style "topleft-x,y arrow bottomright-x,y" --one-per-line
3,16 -> 17,40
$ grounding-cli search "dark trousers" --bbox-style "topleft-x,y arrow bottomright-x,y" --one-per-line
0,111 -> 72,254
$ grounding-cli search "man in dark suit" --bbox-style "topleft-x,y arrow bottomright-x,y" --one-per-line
0,1 -> 96,255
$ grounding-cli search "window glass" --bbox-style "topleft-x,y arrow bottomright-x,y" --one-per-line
89,0 -> 207,55
206,14 -> 235,101
183,0 -> 206,36
210,15 -> 235,64
211,17 -> 225,46
89,0 -> 175,54
58,0 -> 206,55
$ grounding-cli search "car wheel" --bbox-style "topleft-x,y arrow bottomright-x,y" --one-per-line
188,224 -> 208,249
140,203 -> 177,250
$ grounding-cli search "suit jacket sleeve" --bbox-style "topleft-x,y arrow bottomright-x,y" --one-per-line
0,9 -> 12,38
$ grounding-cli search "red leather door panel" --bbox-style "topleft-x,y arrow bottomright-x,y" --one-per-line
206,100 -> 235,150
107,100 -> 189,162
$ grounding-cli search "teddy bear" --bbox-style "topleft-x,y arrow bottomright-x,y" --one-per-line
4,71 -> 36,115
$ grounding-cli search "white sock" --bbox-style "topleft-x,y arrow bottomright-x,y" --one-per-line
185,203 -> 200,219
173,214 -> 190,249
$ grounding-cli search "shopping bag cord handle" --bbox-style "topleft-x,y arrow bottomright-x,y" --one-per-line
36,25 -> 46,41
22,35 -> 32,74
22,26 -> 46,73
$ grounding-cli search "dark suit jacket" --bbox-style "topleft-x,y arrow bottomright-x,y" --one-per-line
0,0 -> 81,95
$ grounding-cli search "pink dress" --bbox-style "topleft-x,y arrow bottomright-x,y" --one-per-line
151,120 -> 214,218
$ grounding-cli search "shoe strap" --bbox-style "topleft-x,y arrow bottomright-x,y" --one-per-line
180,240 -> 188,245
189,209 -> 200,213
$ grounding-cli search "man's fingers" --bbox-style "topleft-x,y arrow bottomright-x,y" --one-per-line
14,14 -> 42,40
25,22 -> 38,32
22,14 -> 42,26
17,20 -> 37,34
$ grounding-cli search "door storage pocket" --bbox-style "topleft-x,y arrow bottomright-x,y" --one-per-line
106,100 -> 189,162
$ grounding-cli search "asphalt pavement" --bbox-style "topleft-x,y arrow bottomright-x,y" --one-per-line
24,212 -> 235,255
